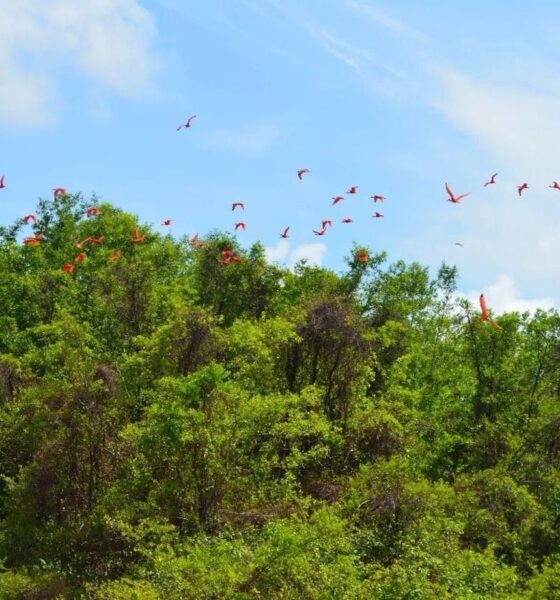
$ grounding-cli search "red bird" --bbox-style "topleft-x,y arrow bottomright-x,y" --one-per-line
341,218 -> 353,224
162,219 -> 173,226
373,212 -> 384,218
231,202 -> 245,211
445,183 -> 471,204
86,207 -> 100,217
479,293 -> 502,330
371,195 -> 386,203
347,186 -> 358,194
321,219 -> 333,228
190,233 -> 200,243
75,237 -> 92,249
177,115 -> 196,131
313,227 -> 327,236
280,227 -> 290,238
484,173 -> 498,187
234,222 -> 247,231
550,181 -> 560,190
0,176 -> 5,189
53,188 -> 68,199
23,236 -> 41,247
74,252 -> 87,263
297,168 -> 310,180
23,214 -> 37,224
62,264 -> 75,274
518,183 -> 529,196
356,251 -> 369,263
332,196 -> 344,205
90,236 -> 104,245
109,250 -> 122,262
131,228 -> 146,243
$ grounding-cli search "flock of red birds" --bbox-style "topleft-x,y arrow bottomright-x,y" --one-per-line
5,114 -> 555,327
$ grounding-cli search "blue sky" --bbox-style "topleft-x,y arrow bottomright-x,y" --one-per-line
2,0 -> 560,312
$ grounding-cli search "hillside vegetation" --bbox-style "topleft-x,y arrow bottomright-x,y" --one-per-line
1,194 -> 560,598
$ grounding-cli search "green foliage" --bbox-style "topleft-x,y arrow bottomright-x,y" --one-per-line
0,195 -> 560,596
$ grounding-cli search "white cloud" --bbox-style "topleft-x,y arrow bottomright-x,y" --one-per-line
205,122 -> 286,156
265,240 -> 290,263
265,241 -> 327,268
0,0 -> 158,127
463,274 -> 556,315
289,243 -> 327,267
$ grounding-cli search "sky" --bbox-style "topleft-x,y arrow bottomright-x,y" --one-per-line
1,0 -> 560,313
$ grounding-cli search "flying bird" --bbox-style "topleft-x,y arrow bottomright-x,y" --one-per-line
313,227 -> 327,236
297,168 -> 310,180
131,228 -> 146,243
518,183 -> 529,196
177,115 -> 196,131
454,242 -> 464,247
234,222 -> 247,231
109,250 -> 122,262
62,264 -> 75,274
550,181 -> 560,191
53,188 -> 68,199
231,202 -> 245,211
321,219 -> 333,229
280,227 -> 290,238
479,293 -> 502,330
373,212 -> 384,218
341,218 -> 353,224
23,214 -> 37,224
74,252 -> 87,263
445,183 -> 471,204
0,176 -> 5,189
484,173 -> 498,187
371,195 -> 386,203
347,186 -> 358,194
86,207 -> 100,217
332,196 -> 344,205
162,219 -> 173,226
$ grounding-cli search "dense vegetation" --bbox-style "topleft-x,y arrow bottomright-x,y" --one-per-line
1,193 -> 560,598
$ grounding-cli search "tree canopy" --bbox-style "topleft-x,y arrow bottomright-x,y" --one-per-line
1,194 -> 560,598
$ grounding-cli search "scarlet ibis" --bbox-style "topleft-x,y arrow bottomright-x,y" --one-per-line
234,222 -> 247,231
371,195 -> 385,202
62,264 -> 75,273
518,183 -> 529,196
131,228 -> 146,243
445,183 -> 471,203
232,202 -> 245,211
86,207 -> 100,217
332,196 -> 344,205
280,227 -> 290,238
23,214 -> 37,224
297,168 -> 310,180
347,186 -> 358,194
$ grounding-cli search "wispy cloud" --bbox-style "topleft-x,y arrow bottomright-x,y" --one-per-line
344,0 -> 428,45
205,122 -> 286,156
0,0 -> 158,128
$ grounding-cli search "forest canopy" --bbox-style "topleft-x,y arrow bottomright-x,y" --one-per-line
1,193 -> 560,598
